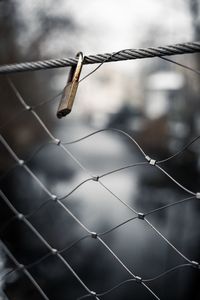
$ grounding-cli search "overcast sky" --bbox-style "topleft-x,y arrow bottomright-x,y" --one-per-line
19,0 -> 193,56
66,0 -> 193,51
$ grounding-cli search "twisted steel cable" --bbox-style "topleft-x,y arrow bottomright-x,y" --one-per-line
0,41 -> 200,74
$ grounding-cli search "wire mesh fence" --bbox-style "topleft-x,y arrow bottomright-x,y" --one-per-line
0,47 -> 200,300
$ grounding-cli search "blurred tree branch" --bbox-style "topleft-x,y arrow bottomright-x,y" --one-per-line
188,0 -> 200,40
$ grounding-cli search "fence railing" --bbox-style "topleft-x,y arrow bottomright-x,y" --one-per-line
0,42 -> 200,299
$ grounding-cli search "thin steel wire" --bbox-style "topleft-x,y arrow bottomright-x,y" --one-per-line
0,133 -> 160,299
0,125 -> 198,299
0,119 -> 197,298
0,241 -> 50,300
0,127 -> 197,210
0,190 -> 93,295
144,219 -> 192,264
78,262 -> 198,299
160,56 -> 200,75
63,128 -> 147,157
0,161 -> 147,238
0,132 -> 195,290
157,135 -> 200,164
98,216 -> 138,236
0,234 -> 90,283
155,165 -> 196,196
98,180 -> 138,215
2,81 -> 145,221
0,56 -> 200,300
63,129 -> 200,166
63,128 -> 199,196
1,124 -> 199,198
97,237 -> 160,300
1,189 -> 198,289
143,263 -> 193,282
145,195 -> 196,216
0,90 -> 62,133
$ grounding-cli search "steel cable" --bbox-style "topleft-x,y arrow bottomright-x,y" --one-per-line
0,42 -> 200,74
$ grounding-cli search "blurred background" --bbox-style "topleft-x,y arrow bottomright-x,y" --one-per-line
0,0 -> 200,299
